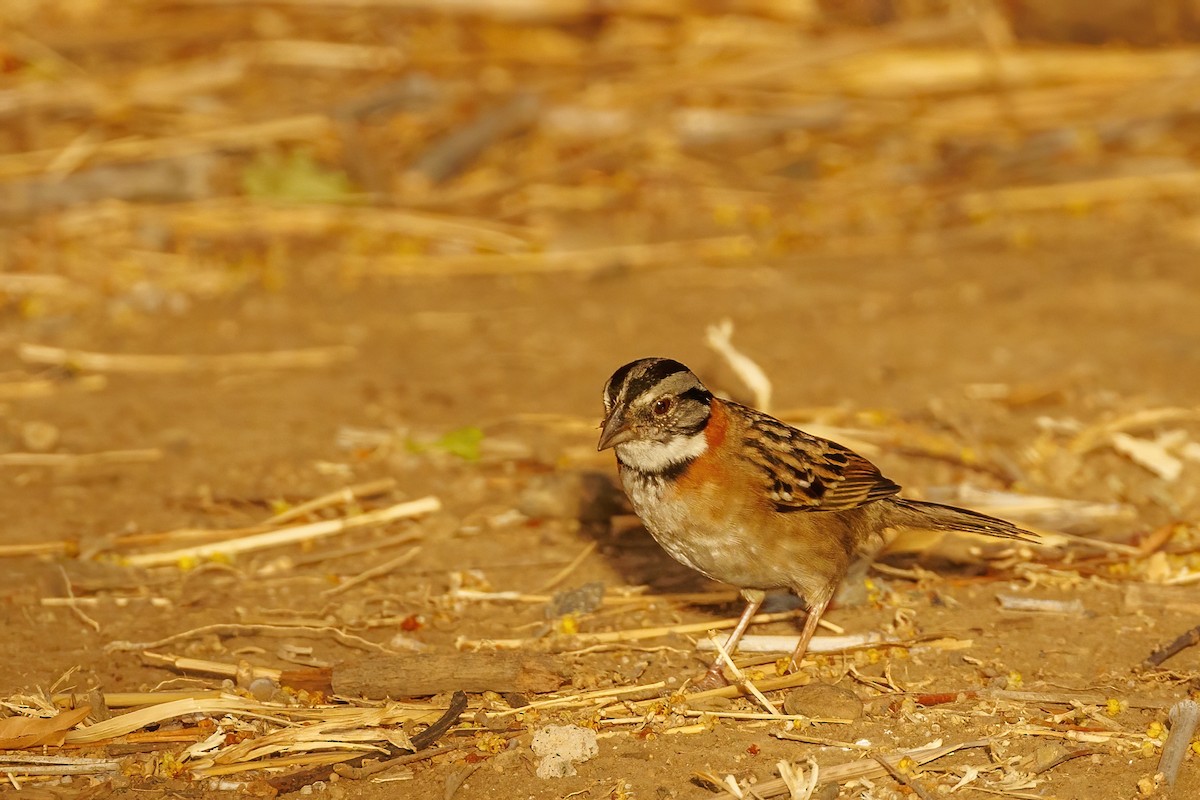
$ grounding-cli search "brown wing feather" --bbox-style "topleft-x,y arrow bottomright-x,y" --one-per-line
733,403 -> 901,512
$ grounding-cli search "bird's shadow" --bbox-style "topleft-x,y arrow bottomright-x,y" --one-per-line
569,471 -> 804,614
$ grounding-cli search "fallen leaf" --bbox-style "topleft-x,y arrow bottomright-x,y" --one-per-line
0,706 -> 92,748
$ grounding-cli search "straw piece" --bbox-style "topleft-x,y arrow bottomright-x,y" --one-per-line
264,478 -> 397,525
696,632 -> 887,654
708,632 -> 781,716
17,342 -> 357,374
105,622 -> 389,654
0,754 -> 120,776
706,318 -> 772,411
157,201 -> 538,253
0,114 -> 331,180
458,608 -> 829,649
0,449 -> 162,468
140,652 -> 283,682
322,546 -> 422,596
355,235 -> 756,277
64,696 -> 263,744
123,496 -> 439,567
718,739 -> 991,799
0,541 -> 77,559
536,541 -> 598,592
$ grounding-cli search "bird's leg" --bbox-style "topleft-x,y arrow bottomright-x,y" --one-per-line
787,595 -> 831,672
696,589 -> 764,689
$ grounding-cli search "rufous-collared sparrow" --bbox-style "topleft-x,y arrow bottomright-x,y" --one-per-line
598,357 -> 1035,683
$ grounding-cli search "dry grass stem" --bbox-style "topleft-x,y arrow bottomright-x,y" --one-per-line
536,541 -> 599,592
0,754 -> 121,776
872,752 -> 937,800
459,609 -> 837,649
996,595 -> 1086,615
106,623 -> 388,654
18,343 -> 357,374
322,546 -> 422,596
706,318 -> 772,411
140,652 -> 283,682
56,566 -> 100,633
264,478 -> 398,525
697,632 -> 886,654
160,201 -> 538,253
0,541 -> 77,559
0,375 -> 107,400
123,496 -> 439,567
450,588 -> 743,607
723,739 -> 991,799
0,115 -> 331,179
356,235 -> 755,277
708,632 -> 781,716
0,449 -> 162,468
54,691 -> 228,708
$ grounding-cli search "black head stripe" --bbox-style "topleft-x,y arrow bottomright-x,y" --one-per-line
623,358 -> 690,403
604,360 -> 642,409
677,386 -> 712,405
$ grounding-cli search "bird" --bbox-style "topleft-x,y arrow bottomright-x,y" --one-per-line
597,357 -> 1036,684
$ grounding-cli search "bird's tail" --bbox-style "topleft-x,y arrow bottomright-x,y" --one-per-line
882,498 -> 1038,543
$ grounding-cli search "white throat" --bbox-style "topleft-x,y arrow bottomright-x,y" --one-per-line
615,432 -> 707,473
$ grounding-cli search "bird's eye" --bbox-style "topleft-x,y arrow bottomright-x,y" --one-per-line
653,397 -> 673,416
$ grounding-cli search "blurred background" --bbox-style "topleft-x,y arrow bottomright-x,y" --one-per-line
3,5 -> 1200,795
3,0 -> 1200,535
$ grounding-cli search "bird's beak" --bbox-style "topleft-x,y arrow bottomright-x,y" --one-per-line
597,412 -> 635,451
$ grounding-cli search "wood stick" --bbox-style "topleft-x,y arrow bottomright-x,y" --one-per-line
405,93 -> 539,188
1143,623 -> 1200,669
17,343 -> 356,374
1160,700 -> 1200,786
332,653 -> 566,698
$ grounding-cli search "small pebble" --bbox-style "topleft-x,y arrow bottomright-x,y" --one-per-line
782,683 -> 863,720
688,695 -> 733,712
248,677 -> 278,702
531,724 -> 599,779
21,421 -> 59,452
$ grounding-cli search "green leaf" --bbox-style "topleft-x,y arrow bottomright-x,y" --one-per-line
241,149 -> 355,204
433,426 -> 484,462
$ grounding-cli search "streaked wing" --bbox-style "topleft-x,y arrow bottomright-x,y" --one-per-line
736,404 -> 901,512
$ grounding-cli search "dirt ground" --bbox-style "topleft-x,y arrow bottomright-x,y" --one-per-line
2,3 -> 1200,800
